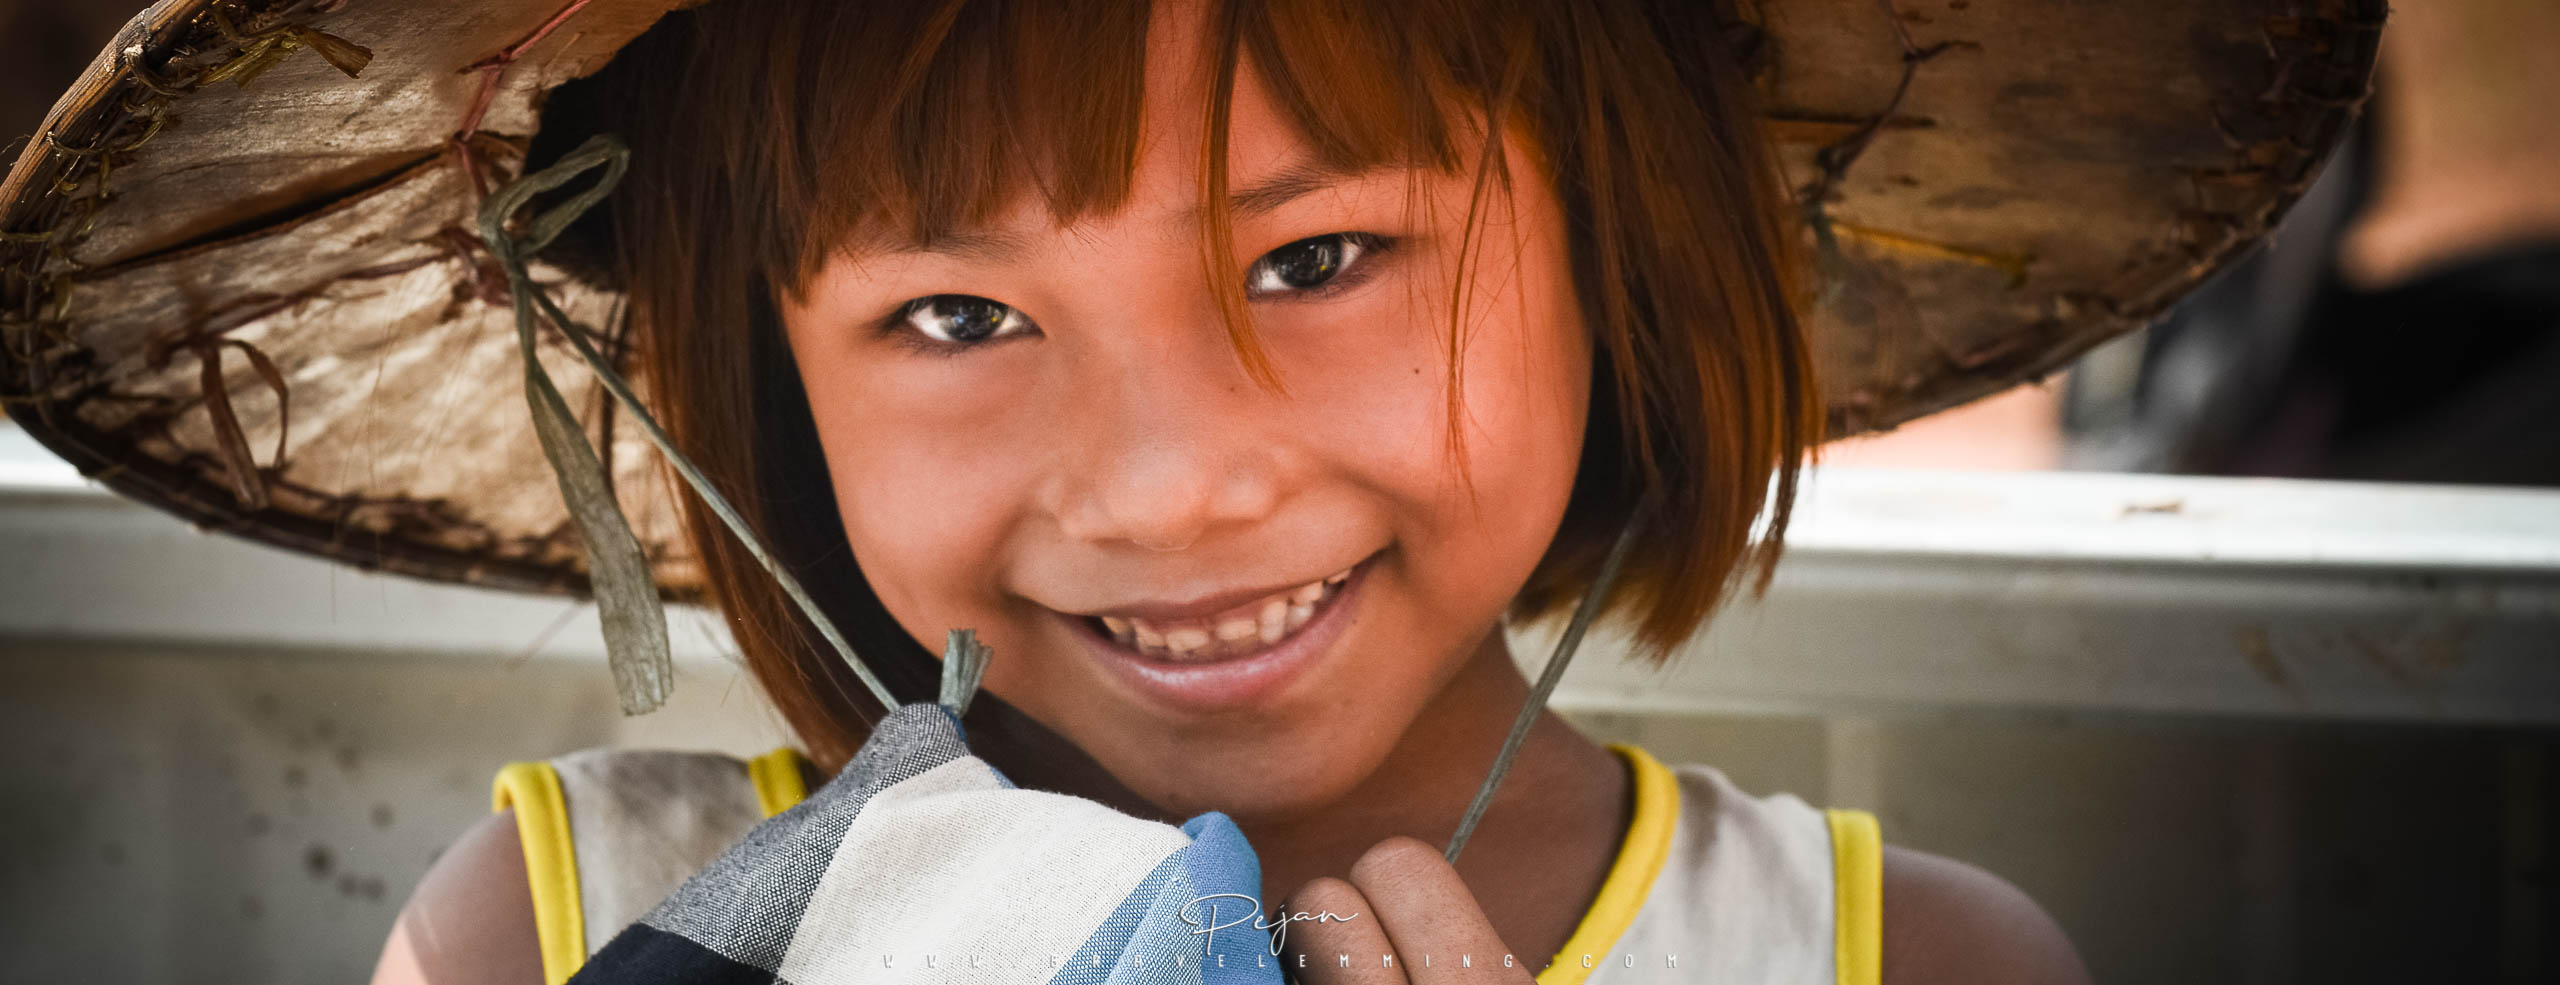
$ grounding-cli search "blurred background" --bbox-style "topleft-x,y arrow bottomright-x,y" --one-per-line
2,2 -> 2555,983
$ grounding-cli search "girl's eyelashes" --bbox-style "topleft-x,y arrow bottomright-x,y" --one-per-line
887,294 -> 1038,354
1244,232 -> 1394,301
879,232 -> 1393,355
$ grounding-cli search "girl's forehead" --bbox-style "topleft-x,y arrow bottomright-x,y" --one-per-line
1130,4 -> 1318,212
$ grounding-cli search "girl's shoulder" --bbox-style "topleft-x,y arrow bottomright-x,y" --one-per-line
1876,843 -> 2092,985
371,746 -> 814,985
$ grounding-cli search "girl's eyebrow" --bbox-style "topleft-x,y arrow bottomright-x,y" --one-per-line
899,228 -> 1035,261
1226,159 -> 1379,219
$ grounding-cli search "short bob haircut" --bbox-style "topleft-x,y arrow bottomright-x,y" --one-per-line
537,0 -> 1821,769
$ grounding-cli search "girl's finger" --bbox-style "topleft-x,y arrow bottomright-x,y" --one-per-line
1346,837 -> 1538,983
1280,876 -> 1403,985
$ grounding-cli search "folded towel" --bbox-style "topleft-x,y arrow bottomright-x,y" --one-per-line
570,703 -> 1285,984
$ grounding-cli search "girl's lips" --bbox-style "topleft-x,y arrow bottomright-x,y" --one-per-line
1061,556 -> 1372,715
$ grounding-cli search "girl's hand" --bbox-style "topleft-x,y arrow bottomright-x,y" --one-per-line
1279,836 -> 1540,984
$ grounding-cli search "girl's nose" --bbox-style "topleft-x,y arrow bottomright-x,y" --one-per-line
1043,344 -> 1288,554
1062,441 -> 1279,553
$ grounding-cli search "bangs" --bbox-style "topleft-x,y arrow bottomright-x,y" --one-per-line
752,0 -> 1522,293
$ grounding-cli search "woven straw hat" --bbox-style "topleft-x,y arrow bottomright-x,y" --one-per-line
1,0 -> 2380,605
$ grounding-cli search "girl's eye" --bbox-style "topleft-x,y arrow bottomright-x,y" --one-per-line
895,294 -> 1036,346
1245,233 -> 1391,300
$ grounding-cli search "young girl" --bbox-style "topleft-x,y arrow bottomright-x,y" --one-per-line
356,0 -> 2091,981
0,0 -> 2382,966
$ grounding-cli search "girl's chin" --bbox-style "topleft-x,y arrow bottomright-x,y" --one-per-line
1115,747 -> 1381,824
1042,698 -> 1401,821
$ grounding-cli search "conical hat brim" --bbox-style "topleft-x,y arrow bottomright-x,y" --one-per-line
0,0 -> 2380,599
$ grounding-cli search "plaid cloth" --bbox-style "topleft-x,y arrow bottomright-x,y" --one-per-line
569,703 -> 1286,984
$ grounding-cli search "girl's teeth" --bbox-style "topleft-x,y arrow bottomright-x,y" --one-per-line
1164,628 -> 1213,654
1107,564 -> 1358,659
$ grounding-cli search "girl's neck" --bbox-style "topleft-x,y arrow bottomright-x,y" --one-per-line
1240,627 -> 1631,963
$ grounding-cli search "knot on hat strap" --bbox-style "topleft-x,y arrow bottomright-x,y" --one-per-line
476,133 -> 903,718
479,135 -> 668,716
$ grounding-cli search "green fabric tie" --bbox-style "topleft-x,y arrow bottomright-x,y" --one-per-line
477,133 -> 905,717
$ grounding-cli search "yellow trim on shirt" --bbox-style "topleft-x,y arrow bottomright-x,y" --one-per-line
1826,808 -> 1884,985
1536,743 -> 1679,985
747,747 -> 811,818
491,761 -> 584,985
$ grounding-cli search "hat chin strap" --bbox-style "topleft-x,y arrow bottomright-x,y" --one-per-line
487,135 -> 1642,853
1441,514 -> 1642,862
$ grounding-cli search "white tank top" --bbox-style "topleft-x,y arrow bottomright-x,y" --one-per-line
490,743 -> 1881,985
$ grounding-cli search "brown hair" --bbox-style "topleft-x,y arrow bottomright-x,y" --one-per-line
536,0 -> 1820,769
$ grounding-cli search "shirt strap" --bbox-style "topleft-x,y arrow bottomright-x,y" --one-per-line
746,746 -> 811,818
1825,808 -> 1884,985
491,760 -> 584,985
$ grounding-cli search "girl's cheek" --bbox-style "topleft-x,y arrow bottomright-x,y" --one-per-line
1259,284 -> 1461,441
1278,239 -> 1583,499
802,359 -> 1047,631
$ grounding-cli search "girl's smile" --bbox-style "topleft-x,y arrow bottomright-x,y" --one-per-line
1083,559 -> 1356,659
1061,552 -> 1371,714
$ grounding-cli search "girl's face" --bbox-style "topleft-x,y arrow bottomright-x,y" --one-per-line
777,9 -> 1588,821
